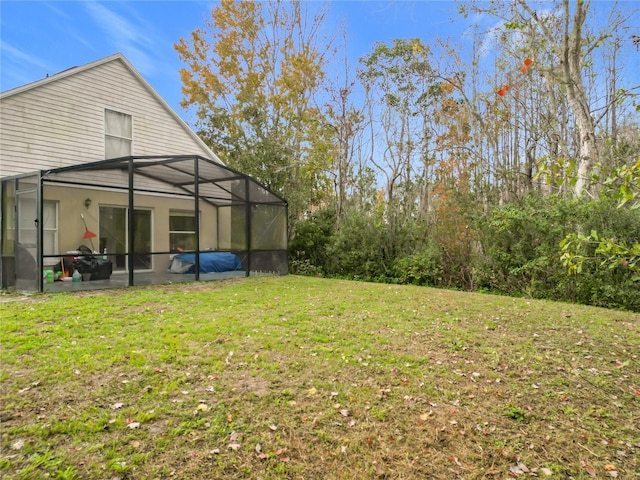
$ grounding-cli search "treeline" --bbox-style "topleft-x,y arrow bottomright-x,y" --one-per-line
175,0 -> 640,311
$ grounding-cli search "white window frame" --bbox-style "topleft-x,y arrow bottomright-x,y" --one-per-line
169,210 -> 198,251
105,109 -> 132,159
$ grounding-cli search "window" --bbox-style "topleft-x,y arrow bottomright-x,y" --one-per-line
105,109 -> 132,158
169,210 -> 197,251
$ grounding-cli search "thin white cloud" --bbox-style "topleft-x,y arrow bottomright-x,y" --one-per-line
83,1 -> 161,75
42,1 -> 73,21
0,41 -> 55,71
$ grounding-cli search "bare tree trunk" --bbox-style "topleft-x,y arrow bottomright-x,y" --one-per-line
518,0 -> 600,196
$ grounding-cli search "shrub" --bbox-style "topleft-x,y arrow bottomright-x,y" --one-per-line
475,194 -> 640,311
390,243 -> 444,287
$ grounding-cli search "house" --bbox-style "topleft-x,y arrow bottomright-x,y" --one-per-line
0,53 -> 288,292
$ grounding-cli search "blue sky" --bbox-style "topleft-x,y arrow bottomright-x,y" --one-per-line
0,1 -> 468,125
1,1 -> 638,127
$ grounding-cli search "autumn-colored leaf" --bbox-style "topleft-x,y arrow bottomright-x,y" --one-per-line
581,461 -> 597,477
419,410 -> 433,421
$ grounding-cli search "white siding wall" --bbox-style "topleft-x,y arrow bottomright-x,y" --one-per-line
0,58 -> 216,177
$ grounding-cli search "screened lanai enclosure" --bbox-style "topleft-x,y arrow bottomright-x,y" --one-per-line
0,155 -> 288,293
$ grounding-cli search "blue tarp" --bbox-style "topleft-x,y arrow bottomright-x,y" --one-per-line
173,252 -> 242,273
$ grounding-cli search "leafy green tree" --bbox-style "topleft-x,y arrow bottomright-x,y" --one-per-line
175,0 -> 335,230
560,159 -> 640,280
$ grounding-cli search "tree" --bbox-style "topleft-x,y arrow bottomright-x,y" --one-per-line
175,0 -> 335,230
466,0 -> 634,197
318,31 -> 366,228
358,39 -> 437,209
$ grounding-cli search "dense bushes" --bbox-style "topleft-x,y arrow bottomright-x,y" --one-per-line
289,195 -> 640,311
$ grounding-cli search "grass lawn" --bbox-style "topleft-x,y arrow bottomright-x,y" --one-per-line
1,275 -> 638,479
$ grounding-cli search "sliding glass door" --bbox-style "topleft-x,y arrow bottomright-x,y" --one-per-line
99,206 -> 152,271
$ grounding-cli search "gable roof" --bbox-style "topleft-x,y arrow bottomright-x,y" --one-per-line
0,53 -> 223,165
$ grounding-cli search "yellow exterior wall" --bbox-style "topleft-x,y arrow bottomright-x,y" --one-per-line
44,185 -> 218,273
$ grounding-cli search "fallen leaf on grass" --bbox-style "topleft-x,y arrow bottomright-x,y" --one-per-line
196,404 -> 208,412
509,462 -> 530,475
539,467 -> 553,476
111,402 -> 124,410
228,443 -> 241,451
128,422 -> 140,429
581,461 -> 596,477
255,443 -> 262,453
210,448 -> 220,455
225,351 -> 234,364
11,439 -> 25,450
419,410 -> 433,421
604,464 -> 616,471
